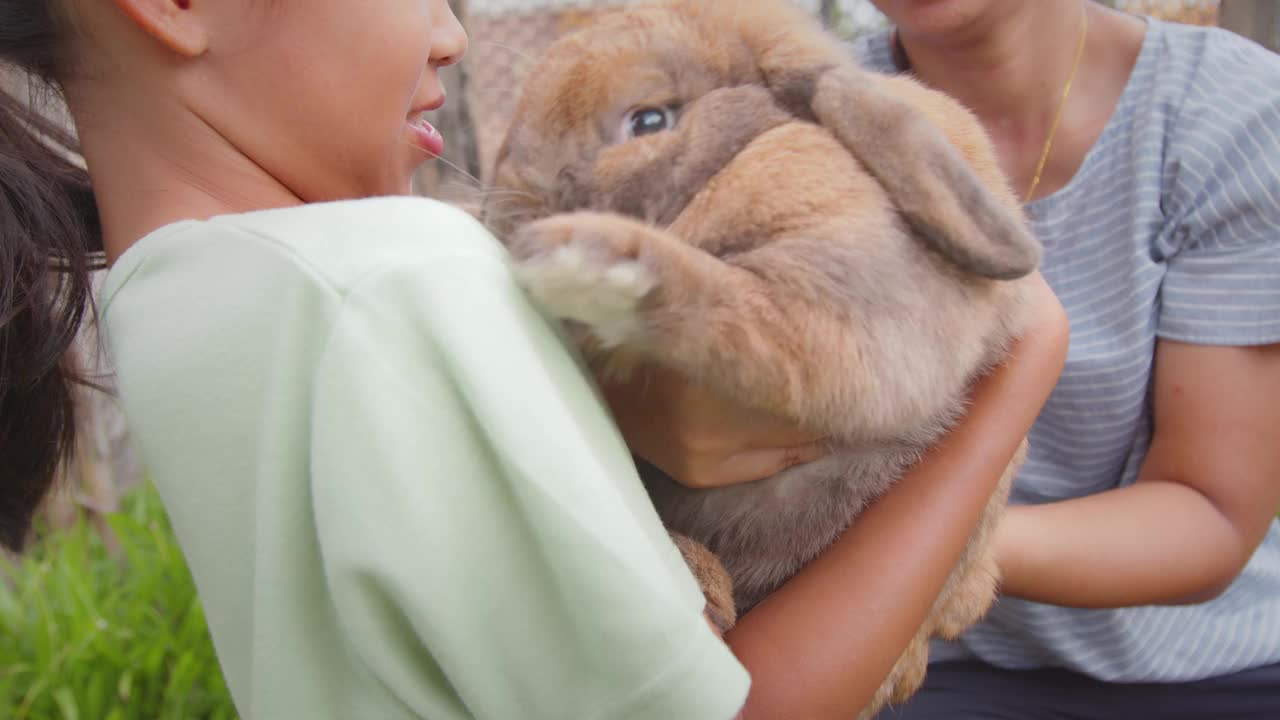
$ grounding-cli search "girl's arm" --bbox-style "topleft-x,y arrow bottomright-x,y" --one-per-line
994,340 -> 1280,609
733,275 -> 1067,718
609,273 -> 1069,718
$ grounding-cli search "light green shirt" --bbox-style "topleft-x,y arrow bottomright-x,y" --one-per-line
100,196 -> 750,719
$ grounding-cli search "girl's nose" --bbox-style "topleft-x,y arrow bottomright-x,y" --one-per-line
430,2 -> 468,68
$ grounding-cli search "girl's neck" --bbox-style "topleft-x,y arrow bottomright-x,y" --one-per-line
68,83 -> 302,265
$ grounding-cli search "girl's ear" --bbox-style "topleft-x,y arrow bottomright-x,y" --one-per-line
108,0 -> 209,58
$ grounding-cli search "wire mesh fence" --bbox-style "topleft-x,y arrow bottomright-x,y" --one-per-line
1115,0 -> 1220,24
432,0 -> 891,186
417,0 -> 1225,197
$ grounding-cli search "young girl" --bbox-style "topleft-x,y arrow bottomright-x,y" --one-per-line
0,1 -> 1067,717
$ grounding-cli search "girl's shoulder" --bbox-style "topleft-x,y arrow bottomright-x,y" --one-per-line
106,196 -> 504,303
99,194 -> 512,320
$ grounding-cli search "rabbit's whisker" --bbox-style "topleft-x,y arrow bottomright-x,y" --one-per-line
475,40 -> 534,65
431,154 -> 485,188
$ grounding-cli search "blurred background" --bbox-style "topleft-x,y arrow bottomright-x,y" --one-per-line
413,0 -> 1247,198
2,1 -> 1274,718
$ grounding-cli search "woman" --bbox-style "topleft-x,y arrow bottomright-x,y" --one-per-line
0,0 -> 1066,717
855,1 -> 1280,717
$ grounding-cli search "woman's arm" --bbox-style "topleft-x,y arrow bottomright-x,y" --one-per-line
728,274 -> 1067,718
994,340 -> 1280,609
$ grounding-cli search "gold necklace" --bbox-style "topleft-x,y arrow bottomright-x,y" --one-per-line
1024,7 -> 1089,203
890,7 -> 1091,204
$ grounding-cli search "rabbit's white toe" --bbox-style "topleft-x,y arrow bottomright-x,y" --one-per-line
515,243 -> 655,348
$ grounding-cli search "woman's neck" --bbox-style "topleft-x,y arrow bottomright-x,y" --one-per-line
893,1 -> 1145,200
894,1 -> 1089,126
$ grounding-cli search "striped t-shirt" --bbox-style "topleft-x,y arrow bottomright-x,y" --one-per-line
855,18 -> 1280,683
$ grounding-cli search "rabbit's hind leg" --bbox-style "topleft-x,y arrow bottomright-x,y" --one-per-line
670,531 -> 738,634
858,629 -> 932,720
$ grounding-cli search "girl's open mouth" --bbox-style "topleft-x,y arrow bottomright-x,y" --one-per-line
410,114 -> 445,157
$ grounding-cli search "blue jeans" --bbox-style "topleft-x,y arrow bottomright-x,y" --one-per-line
874,660 -> 1280,720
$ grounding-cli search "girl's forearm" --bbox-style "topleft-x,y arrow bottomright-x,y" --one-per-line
727,276 -> 1069,719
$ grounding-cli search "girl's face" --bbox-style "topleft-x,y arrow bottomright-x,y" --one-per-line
198,0 -> 467,201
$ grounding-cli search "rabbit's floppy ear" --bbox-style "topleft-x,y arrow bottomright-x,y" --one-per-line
705,0 -> 1040,279
807,67 -> 1040,280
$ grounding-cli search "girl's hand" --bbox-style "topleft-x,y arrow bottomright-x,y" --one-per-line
599,365 -> 829,489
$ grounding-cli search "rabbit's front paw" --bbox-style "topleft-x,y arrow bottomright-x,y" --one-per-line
509,214 -> 655,347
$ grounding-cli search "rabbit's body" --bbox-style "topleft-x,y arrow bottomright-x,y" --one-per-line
611,118 -> 1028,611
484,1 -> 1038,715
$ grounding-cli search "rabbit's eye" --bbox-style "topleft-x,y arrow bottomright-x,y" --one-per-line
624,107 -> 674,139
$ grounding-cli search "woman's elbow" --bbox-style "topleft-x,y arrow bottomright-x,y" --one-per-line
1169,573 -> 1239,606
1165,544 -> 1253,606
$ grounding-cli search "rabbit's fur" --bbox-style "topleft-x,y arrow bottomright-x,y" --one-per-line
483,0 -> 1038,714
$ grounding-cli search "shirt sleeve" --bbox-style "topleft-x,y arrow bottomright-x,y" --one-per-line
307,245 -> 750,720
1156,37 -> 1280,346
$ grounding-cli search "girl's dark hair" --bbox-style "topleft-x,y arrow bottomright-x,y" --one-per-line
1,1 -> 103,552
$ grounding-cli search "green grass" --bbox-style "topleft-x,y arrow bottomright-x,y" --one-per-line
1,483 -> 1272,720
0,484 -> 238,720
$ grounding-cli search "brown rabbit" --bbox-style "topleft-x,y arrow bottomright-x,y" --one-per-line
482,1 -> 1039,715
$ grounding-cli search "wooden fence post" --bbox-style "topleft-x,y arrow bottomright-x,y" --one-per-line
1219,0 -> 1279,52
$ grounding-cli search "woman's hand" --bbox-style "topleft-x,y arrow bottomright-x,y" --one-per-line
599,365 -> 830,489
